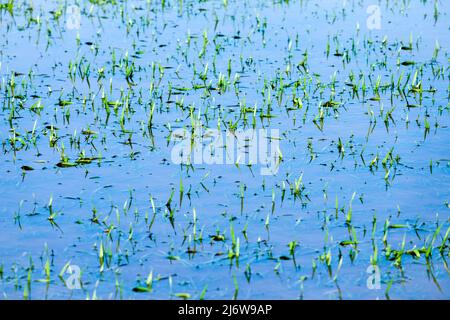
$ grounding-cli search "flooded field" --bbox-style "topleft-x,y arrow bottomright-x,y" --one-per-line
0,0 -> 449,299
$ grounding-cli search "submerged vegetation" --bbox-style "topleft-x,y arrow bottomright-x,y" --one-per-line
0,0 -> 449,299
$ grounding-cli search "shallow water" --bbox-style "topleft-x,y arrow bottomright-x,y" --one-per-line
0,0 -> 449,299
